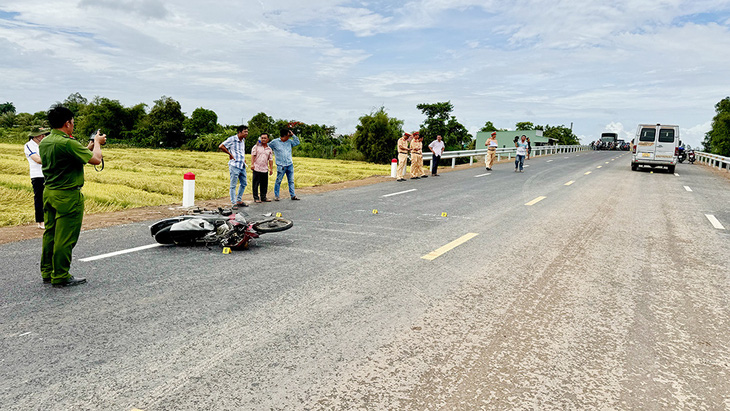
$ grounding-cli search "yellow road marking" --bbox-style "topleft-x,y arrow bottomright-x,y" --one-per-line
597,166 -> 603,168
422,233 -> 479,261
525,196 -> 547,206
564,180 -> 575,186
585,171 -> 592,175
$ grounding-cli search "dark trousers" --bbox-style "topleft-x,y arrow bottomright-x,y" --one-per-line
431,155 -> 441,175
31,177 -> 44,222
252,170 -> 269,200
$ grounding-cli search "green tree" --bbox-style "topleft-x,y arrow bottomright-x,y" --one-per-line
121,103 -> 147,140
0,112 -> 15,128
136,96 -> 187,147
76,97 -> 127,140
247,112 -> 276,151
184,107 -> 219,138
480,121 -> 498,132
416,101 -> 472,150
515,121 -> 535,131
416,101 -> 452,142
353,107 -> 403,163
0,102 -> 15,115
705,97 -> 730,156
63,93 -> 88,117
541,124 -> 579,145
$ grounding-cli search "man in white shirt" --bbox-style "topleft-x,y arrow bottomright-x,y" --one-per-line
24,130 -> 49,228
515,135 -> 528,172
427,135 -> 445,176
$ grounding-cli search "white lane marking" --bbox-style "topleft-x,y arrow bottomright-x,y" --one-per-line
597,166 -> 603,169
605,162 -> 610,164
474,173 -> 492,177
705,214 -> 726,230
523,164 -> 530,168
80,243 -> 165,262
674,173 -> 680,176
564,181 -> 575,186
422,233 -> 479,261
382,189 -> 417,198
547,160 -> 553,162
684,186 -> 693,192
525,196 -> 547,206
18,332 -> 31,337
585,171 -> 592,175
564,157 -> 569,159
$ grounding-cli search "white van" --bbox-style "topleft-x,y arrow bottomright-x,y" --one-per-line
631,124 -> 680,173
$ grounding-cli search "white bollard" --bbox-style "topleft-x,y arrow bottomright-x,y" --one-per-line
182,172 -> 195,207
390,158 -> 397,178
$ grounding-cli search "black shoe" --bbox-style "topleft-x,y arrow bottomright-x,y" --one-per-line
396,178 -> 405,182
52,276 -> 87,287
410,177 -> 419,179
42,277 -> 51,284
291,196 -> 300,200
486,167 -> 492,171
421,175 -> 428,178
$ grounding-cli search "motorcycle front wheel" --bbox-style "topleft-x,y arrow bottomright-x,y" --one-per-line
253,218 -> 293,233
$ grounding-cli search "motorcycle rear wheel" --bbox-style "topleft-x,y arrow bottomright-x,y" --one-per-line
253,218 -> 293,233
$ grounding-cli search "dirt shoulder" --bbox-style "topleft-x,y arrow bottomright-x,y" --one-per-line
1,161 -> 487,245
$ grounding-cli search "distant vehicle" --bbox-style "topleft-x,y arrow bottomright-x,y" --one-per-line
599,132 -> 618,150
631,124 -> 680,173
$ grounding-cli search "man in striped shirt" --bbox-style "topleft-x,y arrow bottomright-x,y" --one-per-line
219,125 -> 249,208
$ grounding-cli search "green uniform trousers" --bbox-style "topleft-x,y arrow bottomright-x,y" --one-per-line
41,188 -> 84,283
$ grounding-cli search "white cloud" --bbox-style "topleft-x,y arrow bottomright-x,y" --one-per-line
0,0 -> 729,142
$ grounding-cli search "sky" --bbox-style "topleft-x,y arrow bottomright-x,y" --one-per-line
2,0 -> 730,148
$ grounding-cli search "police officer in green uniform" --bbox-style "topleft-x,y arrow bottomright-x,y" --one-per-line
39,105 -> 106,287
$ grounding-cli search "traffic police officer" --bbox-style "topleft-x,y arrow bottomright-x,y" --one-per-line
39,105 -> 105,287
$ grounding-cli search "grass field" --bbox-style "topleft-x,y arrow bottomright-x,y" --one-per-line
0,143 -> 390,227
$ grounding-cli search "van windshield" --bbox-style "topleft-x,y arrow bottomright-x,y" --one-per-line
639,128 -> 656,142
658,129 -> 675,143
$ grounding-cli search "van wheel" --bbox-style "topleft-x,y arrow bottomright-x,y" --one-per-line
667,165 -> 675,173
631,163 -> 638,171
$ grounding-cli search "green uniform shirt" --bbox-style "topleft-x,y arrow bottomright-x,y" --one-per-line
39,129 -> 93,190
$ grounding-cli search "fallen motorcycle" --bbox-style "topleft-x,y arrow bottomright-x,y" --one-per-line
149,207 -> 293,250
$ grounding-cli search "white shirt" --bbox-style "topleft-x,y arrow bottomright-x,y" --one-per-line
429,140 -> 445,156
488,139 -> 498,148
24,140 -> 43,178
516,141 -> 528,156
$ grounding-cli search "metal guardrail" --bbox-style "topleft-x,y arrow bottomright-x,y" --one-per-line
422,145 -> 589,168
696,151 -> 730,172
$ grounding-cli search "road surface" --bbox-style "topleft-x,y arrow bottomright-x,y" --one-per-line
1,151 -> 729,410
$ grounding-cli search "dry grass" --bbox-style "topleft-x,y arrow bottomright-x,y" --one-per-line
0,143 -> 390,227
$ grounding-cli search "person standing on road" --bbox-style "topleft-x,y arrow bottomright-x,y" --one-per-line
485,132 -> 498,171
269,127 -> 301,200
219,125 -> 249,208
39,105 -> 105,287
515,135 -> 528,172
25,130 -> 50,229
251,133 -> 274,203
396,132 -> 412,181
427,134 -> 444,176
409,132 -> 427,179
526,136 -> 532,160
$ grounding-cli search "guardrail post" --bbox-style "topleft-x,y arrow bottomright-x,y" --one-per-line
469,156 -> 473,165
451,158 -> 456,168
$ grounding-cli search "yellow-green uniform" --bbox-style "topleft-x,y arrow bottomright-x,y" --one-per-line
39,129 -> 93,284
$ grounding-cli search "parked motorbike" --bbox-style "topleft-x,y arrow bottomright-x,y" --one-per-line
150,207 -> 293,250
688,149 -> 696,164
677,146 -> 686,163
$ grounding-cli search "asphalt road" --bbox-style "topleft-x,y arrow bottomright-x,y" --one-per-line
1,151 -> 729,410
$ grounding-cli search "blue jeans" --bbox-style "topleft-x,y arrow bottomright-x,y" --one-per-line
274,164 -> 295,198
229,165 -> 247,204
515,155 -> 525,171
